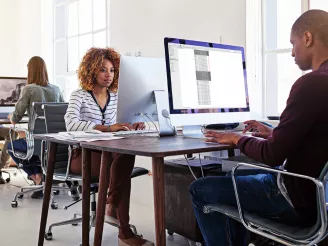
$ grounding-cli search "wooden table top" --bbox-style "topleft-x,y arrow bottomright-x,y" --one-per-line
34,134 -> 234,157
80,135 -> 233,157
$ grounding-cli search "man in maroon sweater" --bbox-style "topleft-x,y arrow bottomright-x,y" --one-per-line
190,9 -> 328,246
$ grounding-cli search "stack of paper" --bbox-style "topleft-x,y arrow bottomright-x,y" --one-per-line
47,131 -> 123,142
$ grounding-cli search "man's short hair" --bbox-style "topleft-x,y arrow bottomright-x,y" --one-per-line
292,9 -> 328,46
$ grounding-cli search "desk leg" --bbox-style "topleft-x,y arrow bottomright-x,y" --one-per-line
38,142 -> 57,246
152,157 -> 166,246
82,148 -> 91,246
228,149 -> 235,157
94,151 -> 112,246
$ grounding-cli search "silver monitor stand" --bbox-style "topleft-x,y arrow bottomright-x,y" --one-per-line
153,90 -> 176,137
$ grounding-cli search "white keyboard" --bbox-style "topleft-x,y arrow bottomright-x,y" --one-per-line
113,129 -> 158,136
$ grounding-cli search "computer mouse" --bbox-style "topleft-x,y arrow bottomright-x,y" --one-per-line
85,129 -> 102,134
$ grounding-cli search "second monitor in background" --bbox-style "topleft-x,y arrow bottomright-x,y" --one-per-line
164,37 -> 250,137
0,77 -> 27,119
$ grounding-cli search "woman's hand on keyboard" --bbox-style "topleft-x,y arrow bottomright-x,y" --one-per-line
109,123 -> 133,132
132,122 -> 145,130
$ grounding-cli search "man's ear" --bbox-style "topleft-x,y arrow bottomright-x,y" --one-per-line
303,31 -> 313,47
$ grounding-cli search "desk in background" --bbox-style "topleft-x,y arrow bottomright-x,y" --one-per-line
0,117 -> 28,125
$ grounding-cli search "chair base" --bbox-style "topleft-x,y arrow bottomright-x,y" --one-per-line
1,170 -> 12,183
45,211 -> 141,242
11,184 -> 70,208
45,192 -> 141,244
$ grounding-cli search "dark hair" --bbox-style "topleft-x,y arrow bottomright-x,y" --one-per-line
292,9 -> 328,46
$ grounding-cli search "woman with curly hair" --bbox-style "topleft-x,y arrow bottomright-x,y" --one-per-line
64,47 -> 154,246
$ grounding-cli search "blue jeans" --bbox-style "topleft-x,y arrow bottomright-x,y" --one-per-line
189,170 -> 308,246
7,139 -> 42,177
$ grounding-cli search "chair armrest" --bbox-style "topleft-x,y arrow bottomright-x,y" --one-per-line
9,126 -> 34,160
230,162 -> 327,245
64,145 -> 74,181
233,162 -> 316,181
41,141 -> 74,182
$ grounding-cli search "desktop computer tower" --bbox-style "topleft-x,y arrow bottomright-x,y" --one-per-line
164,159 -> 226,244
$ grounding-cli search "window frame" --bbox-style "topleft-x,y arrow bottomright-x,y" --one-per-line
261,0 -> 311,116
246,0 -> 328,118
53,0 -> 110,100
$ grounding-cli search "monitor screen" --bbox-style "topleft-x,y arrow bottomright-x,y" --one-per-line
0,77 -> 26,106
164,38 -> 249,116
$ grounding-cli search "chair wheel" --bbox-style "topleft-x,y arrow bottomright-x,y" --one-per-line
11,201 -> 18,208
72,223 -> 78,226
53,190 -> 60,195
18,194 -> 24,199
167,230 -> 174,236
45,232 -> 53,240
6,178 -> 10,182
51,203 -> 58,209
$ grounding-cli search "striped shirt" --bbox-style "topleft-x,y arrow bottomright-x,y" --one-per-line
64,89 -> 117,131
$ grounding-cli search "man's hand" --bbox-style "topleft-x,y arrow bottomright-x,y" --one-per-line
109,123 -> 133,132
132,122 -> 145,130
243,120 -> 273,139
204,131 -> 243,145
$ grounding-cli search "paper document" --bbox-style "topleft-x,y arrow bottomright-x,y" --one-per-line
58,131 -> 115,139
45,131 -> 123,142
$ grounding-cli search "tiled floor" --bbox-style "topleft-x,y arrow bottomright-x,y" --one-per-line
0,156 -> 198,246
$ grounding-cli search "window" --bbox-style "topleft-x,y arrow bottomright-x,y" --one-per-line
310,0 -> 328,10
260,0 -> 327,116
54,0 -> 110,100
263,0 -> 303,116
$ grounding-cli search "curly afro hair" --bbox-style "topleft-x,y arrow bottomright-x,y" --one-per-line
78,47 -> 120,92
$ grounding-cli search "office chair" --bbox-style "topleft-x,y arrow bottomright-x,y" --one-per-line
203,162 -> 328,246
8,102 -> 70,208
40,104 -> 149,241
0,129 -> 19,183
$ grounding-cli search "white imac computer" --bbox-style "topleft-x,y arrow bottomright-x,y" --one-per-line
116,56 -> 175,136
164,37 -> 250,137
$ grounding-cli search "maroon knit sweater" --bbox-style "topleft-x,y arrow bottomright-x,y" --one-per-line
238,60 -> 328,222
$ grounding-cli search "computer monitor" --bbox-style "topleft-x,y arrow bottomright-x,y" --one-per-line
116,56 -> 173,135
164,37 -> 250,128
0,77 -> 26,118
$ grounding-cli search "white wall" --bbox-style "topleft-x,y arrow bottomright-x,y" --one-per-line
1,0 -> 246,78
110,0 -> 246,57
0,0 -> 42,77
0,0 -> 16,76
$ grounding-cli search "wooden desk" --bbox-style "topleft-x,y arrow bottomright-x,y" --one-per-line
81,136 -> 233,246
34,134 -> 233,246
